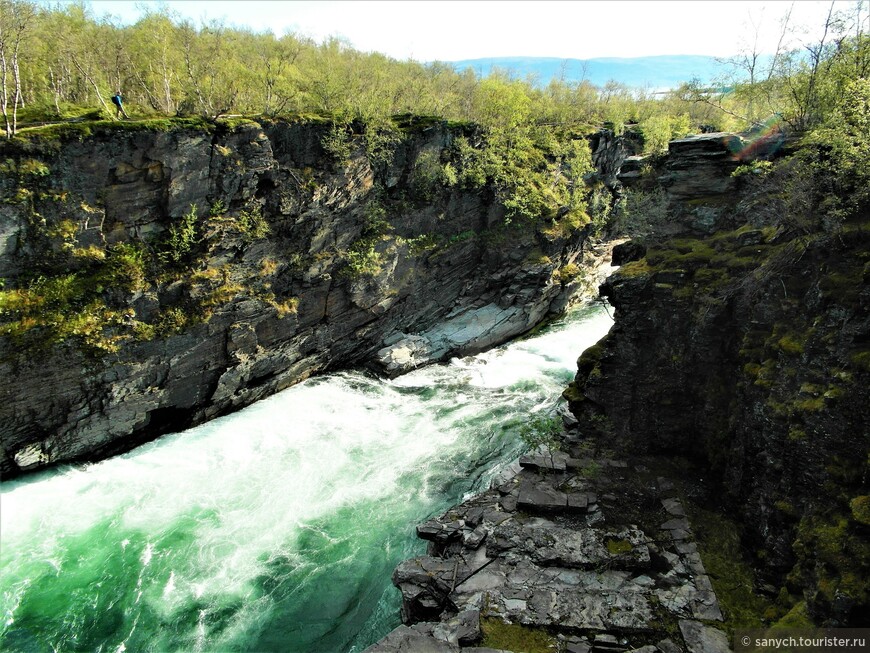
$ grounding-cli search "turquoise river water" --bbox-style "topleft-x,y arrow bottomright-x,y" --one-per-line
0,302 -> 613,653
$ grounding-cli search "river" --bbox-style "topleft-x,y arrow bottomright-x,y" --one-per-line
0,301 -> 613,653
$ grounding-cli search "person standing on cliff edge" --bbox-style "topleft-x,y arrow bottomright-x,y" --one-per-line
111,91 -> 129,119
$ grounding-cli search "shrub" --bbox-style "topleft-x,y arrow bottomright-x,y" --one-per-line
19,159 -> 50,177
850,496 -> 870,526
556,263 -> 581,284
639,114 -> 692,154
343,240 -> 382,277
321,122 -> 354,163
101,243 -> 148,292
411,149 -> 447,201
363,198 -> 391,237
732,160 -> 773,178
163,204 -> 199,264
519,415 -> 562,474
364,121 -> 402,169
237,206 -> 270,242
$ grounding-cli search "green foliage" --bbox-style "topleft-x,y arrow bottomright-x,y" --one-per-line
99,243 -> 147,292
4,0 -> 865,157
0,272 -> 131,355
404,234 -> 439,255
579,458 -> 601,478
555,263 -> 581,284
850,496 -> 870,526
364,121 -> 402,169
689,504 -> 779,633
732,160 -> 773,178
791,513 -> 869,609
802,77 -> 870,224
587,185 -> 613,236
321,122 -> 353,163
163,204 -> 199,264
448,230 -> 475,245
450,136 -> 488,189
639,113 -> 692,153
237,205 -> 270,243
343,239 -> 383,278
411,148 -> 448,201
605,537 -> 633,555
518,415 -> 562,474
266,295 -> 299,317
209,199 -> 226,217
17,117 -> 213,144
441,161 -> 458,187
152,306 -> 191,336
214,117 -> 261,132
18,158 -> 50,177
362,203 -> 391,241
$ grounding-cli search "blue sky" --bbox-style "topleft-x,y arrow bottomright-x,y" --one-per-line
83,1 -> 852,61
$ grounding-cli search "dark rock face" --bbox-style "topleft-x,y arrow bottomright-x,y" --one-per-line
588,129 -> 643,189
659,132 -> 744,200
566,145 -> 870,624
611,240 -> 646,266
616,133 -> 759,239
0,120 -> 616,477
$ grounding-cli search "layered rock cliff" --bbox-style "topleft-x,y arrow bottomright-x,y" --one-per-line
0,117 -> 613,477
567,133 -> 870,627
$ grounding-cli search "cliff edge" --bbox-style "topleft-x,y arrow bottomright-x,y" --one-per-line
0,117 -> 616,477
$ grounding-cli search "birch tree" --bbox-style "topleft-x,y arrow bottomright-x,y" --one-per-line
0,0 -> 34,137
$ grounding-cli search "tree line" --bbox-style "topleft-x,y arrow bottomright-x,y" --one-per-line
0,0 -> 867,148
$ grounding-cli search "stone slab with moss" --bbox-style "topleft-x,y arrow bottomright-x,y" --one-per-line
369,424 -> 733,653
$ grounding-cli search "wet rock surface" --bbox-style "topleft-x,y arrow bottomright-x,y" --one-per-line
366,445 -> 731,653
0,122 -> 627,477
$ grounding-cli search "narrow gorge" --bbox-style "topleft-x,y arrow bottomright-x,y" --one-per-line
365,129 -> 869,651
1,111 -> 868,653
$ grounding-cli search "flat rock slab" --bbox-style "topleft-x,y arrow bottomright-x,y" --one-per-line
565,640 -> 592,653
372,458 -> 728,653
417,519 -> 465,543
662,498 -> 687,517
660,517 -> 690,531
519,453 -> 568,472
679,619 -> 732,653
489,519 -> 651,572
517,483 -> 569,512
432,609 -> 481,647
502,588 -> 654,631
362,625 -> 459,653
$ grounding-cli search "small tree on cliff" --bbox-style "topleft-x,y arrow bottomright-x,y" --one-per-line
519,415 -> 562,475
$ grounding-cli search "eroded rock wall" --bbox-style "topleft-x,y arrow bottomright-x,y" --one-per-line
566,134 -> 870,625
0,119 -> 620,477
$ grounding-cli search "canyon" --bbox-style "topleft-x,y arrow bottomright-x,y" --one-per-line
0,117 -> 608,477
1,116 -> 867,652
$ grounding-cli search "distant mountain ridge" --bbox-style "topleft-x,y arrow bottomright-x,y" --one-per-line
446,55 -> 734,90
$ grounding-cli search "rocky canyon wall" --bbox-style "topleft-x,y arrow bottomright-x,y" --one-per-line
566,132 -> 869,625
0,118 -> 619,477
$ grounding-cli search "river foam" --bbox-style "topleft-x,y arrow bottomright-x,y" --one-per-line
1,302 -> 613,653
